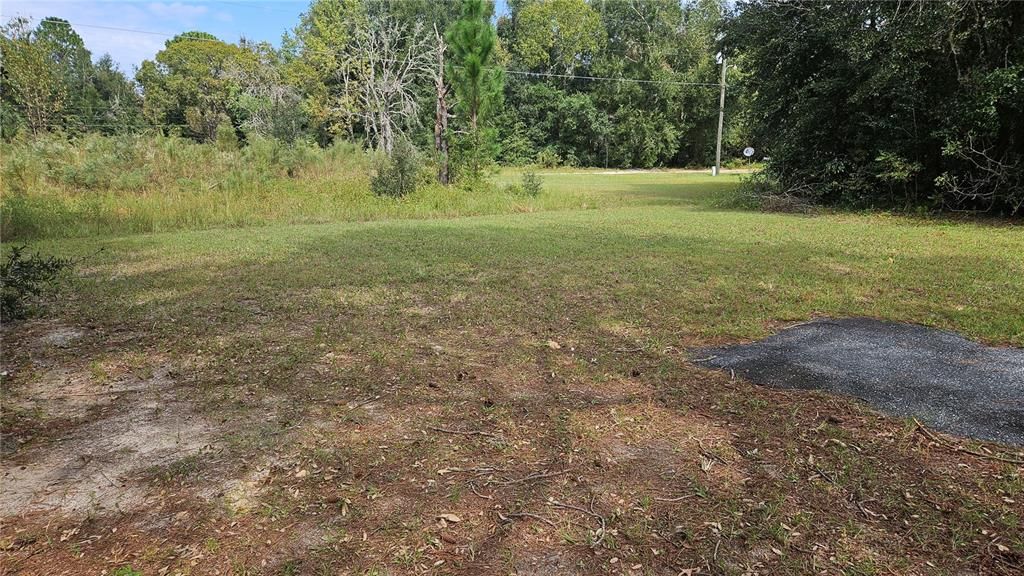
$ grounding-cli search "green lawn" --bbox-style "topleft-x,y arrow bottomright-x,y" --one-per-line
3,171 -> 1022,574
36,170 -> 1024,345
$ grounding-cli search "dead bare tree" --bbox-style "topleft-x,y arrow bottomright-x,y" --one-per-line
229,42 -> 305,142
352,17 -> 435,154
432,24 -> 451,185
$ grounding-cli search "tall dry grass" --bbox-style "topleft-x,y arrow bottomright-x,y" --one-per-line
1,133 -> 589,241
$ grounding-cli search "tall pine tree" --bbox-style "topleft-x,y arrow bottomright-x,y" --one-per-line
446,0 -> 504,179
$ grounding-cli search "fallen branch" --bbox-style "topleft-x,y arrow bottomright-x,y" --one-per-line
491,469 -> 569,486
694,437 -> 729,465
654,493 -> 701,503
498,511 -> 556,528
812,466 -> 837,485
439,466 -> 503,477
468,482 -> 494,500
913,419 -> 1024,465
429,426 -> 498,439
548,497 -> 607,548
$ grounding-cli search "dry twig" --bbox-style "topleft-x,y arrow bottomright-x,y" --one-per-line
654,493 -> 701,503
491,469 -> 569,486
428,426 -> 498,439
498,511 -> 556,528
913,419 -> 1024,465
548,497 -> 607,548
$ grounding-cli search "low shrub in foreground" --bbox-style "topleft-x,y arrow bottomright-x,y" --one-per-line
0,245 -> 73,322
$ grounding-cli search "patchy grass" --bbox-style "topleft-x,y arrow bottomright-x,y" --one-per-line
1,171 -> 1022,575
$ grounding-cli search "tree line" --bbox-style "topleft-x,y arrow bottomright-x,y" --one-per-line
1,0 -> 1021,214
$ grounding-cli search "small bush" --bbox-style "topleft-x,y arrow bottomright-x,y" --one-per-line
730,172 -> 816,213
521,170 -> 543,197
371,139 -> 420,198
1,245 -> 74,322
502,183 -> 523,196
216,122 -> 239,152
536,147 -> 561,168
716,171 -> 819,214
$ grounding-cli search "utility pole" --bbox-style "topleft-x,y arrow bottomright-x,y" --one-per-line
713,55 -> 727,176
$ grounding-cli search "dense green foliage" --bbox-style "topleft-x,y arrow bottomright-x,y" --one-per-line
0,244 -> 73,321
136,32 -> 258,141
731,0 -> 1024,214
497,0 -> 736,168
3,1 -> 1022,214
0,18 -> 143,136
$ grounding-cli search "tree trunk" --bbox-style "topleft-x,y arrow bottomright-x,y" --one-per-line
435,80 -> 449,185
433,25 -> 450,185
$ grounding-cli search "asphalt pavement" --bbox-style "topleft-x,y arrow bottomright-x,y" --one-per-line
694,318 -> 1024,446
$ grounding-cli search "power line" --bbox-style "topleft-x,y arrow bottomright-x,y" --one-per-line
504,69 -> 720,87
7,15 -> 724,90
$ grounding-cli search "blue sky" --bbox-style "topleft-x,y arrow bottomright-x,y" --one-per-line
1,1 -> 509,73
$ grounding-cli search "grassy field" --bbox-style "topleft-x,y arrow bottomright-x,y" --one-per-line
0,135 -> 740,241
2,171 -> 1023,575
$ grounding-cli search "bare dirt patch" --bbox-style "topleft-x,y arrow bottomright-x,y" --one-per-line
1,328 -> 217,519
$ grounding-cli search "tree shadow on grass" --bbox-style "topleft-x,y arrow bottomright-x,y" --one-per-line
5,214 -> 1024,573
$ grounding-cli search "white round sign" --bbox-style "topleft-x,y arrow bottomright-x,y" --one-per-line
743,147 -> 755,158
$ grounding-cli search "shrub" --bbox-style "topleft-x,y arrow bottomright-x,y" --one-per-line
536,147 -> 560,168
0,245 -> 74,322
0,144 -> 44,193
731,171 -> 816,213
216,122 -> 239,152
502,182 -> 523,196
521,170 -> 543,197
371,139 -> 420,198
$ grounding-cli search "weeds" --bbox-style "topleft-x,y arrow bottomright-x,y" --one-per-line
0,134 -> 616,241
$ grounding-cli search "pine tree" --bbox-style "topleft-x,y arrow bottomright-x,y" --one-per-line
446,0 -> 504,179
